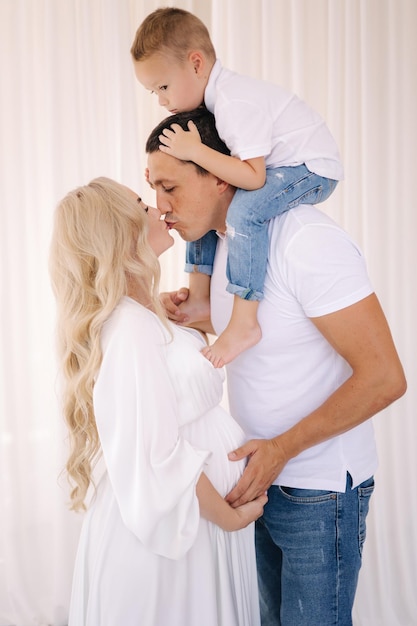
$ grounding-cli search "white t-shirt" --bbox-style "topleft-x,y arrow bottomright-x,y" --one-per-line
204,59 -> 344,181
211,205 -> 378,492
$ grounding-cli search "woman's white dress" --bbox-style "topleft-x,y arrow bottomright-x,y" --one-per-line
68,297 -> 260,626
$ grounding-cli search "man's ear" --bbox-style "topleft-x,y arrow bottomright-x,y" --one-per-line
216,177 -> 231,194
188,51 -> 205,76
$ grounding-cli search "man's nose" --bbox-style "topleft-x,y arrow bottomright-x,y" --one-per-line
155,189 -> 170,212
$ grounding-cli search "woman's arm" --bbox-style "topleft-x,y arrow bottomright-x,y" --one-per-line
197,472 -> 267,531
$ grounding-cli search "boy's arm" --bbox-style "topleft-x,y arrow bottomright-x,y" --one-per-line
158,121 -> 266,190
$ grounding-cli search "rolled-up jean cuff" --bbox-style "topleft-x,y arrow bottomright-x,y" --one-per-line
226,283 -> 264,301
184,263 -> 213,276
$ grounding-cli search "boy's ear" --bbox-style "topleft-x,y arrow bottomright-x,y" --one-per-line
188,50 -> 205,75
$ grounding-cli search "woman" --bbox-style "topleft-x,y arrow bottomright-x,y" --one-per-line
49,177 -> 266,626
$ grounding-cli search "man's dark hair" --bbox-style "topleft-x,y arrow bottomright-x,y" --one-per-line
145,107 -> 230,175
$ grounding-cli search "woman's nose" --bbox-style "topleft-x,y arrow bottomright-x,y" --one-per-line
149,206 -> 162,219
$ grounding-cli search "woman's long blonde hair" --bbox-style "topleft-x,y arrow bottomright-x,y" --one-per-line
49,177 -> 167,511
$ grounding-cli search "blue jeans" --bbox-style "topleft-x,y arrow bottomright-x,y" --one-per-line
185,165 -> 338,300
255,474 -> 375,626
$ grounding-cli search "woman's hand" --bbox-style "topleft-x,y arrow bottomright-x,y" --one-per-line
197,473 -> 267,532
160,288 -> 190,323
223,492 -> 268,532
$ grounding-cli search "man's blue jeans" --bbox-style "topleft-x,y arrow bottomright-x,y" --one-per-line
255,473 -> 375,626
185,165 -> 337,300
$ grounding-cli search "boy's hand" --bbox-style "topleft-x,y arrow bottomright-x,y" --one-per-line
158,121 -> 202,162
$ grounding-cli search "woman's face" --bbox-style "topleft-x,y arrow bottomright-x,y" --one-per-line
136,195 -> 174,257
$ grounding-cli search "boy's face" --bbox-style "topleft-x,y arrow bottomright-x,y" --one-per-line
134,53 -> 206,114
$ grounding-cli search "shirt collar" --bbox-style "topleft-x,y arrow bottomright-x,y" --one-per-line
204,59 -> 223,113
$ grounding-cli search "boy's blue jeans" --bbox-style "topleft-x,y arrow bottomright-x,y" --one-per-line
255,473 -> 375,626
185,164 -> 338,300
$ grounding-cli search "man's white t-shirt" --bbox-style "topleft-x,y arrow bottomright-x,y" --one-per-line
210,205 -> 378,492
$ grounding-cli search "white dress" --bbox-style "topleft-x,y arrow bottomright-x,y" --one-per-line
68,297 -> 260,626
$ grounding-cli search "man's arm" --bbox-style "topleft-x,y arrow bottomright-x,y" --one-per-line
226,293 -> 407,506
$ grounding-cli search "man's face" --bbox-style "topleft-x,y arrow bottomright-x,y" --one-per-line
147,150 -> 228,242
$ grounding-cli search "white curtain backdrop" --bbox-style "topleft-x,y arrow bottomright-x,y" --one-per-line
0,1 -> 415,624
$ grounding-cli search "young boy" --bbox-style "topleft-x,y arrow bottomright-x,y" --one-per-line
131,7 -> 343,368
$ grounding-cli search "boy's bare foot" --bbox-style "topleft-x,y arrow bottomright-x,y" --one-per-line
201,322 -> 262,368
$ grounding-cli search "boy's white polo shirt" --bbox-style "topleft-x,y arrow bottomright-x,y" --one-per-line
204,59 -> 344,181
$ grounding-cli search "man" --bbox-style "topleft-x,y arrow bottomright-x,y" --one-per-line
145,108 -> 406,625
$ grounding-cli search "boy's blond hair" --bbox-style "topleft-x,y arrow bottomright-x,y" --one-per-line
131,7 -> 216,64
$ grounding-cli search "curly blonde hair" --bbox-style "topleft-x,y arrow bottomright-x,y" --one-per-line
49,177 -> 168,511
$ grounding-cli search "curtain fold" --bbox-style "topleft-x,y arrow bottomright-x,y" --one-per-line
1,1 -> 415,624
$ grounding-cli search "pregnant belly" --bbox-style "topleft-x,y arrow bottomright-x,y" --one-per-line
180,406 -> 246,497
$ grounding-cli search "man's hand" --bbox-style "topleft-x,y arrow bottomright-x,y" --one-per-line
158,121 -> 202,162
226,438 -> 288,507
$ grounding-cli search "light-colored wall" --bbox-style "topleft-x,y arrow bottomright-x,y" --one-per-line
0,1 -> 415,624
